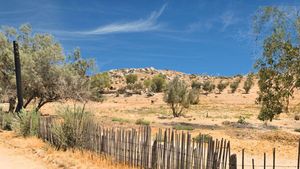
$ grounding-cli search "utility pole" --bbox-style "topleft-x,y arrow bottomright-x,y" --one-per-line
13,41 -> 23,113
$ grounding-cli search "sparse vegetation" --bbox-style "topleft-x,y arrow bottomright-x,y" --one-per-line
125,74 -> 138,84
237,116 -> 247,124
135,118 -> 150,126
173,124 -> 194,130
164,77 -> 190,117
90,72 -> 111,101
112,117 -> 130,123
243,73 -> 254,94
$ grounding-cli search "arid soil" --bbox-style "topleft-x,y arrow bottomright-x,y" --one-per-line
0,130 -> 134,169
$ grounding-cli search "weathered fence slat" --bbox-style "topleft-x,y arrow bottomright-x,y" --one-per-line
38,116 -> 235,169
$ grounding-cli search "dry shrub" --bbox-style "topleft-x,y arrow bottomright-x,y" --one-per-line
13,110 -> 40,137
51,106 -> 95,150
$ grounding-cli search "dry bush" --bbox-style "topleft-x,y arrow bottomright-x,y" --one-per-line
51,106 -> 95,150
13,110 -> 40,137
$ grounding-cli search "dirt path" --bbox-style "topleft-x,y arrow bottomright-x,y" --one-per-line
0,144 -> 47,169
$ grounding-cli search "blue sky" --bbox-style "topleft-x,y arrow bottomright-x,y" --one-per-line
1,0 -> 299,76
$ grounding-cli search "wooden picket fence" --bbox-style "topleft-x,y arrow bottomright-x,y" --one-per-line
38,116 -> 300,169
38,116 -> 232,169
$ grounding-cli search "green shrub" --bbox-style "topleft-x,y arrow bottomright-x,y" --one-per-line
217,81 -> 229,92
188,88 -> 200,105
143,78 -> 152,88
164,77 -> 190,117
230,80 -> 240,93
193,134 -> 212,143
125,74 -> 138,84
135,118 -> 150,126
173,124 -> 194,130
243,73 -> 254,94
151,74 -> 166,92
51,106 -> 94,150
127,82 -> 144,91
237,116 -> 246,124
112,117 -> 130,123
294,128 -> 300,132
191,81 -> 202,90
0,111 -> 14,131
202,81 -> 215,93
13,110 -> 40,137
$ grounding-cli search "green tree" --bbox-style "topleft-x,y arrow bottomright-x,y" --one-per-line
230,78 -> 241,93
0,24 -> 94,111
90,72 -> 110,101
164,77 -> 190,117
202,81 -> 215,93
125,74 -> 138,84
254,7 -> 300,122
243,73 -> 254,94
217,81 -> 228,93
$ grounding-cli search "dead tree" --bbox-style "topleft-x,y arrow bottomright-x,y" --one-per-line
13,41 -> 23,113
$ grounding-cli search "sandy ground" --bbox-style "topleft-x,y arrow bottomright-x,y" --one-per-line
0,131 -> 134,169
0,143 -> 46,169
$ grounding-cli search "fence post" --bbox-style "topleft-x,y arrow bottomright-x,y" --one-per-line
264,152 -> 266,169
242,149 -> 244,169
229,154 -> 237,169
273,148 -> 275,169
151,140 -> 158,169
252,158 -> 255,169
13,41 -> 23,113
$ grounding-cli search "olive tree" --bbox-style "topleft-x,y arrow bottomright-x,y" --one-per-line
164,77 -> 190,117
0,24 -> 94,111
243,73 -> 254,94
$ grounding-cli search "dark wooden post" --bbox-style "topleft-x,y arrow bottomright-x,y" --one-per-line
229,154 -> 237,169
252,158 -> 255,169
264,153 -> 266,169
13,41 -> 23,113
242,149 -> 244,169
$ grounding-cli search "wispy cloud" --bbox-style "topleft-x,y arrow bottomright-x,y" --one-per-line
81,4 -> 167,35
46,4 -> 167,37
220,11 -> 239,30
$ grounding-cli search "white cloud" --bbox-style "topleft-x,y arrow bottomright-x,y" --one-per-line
78,4 -> 167,35
220,11 -> 239,30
